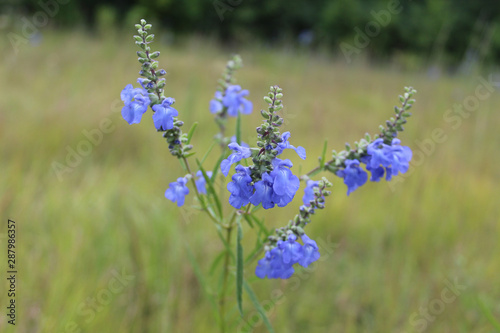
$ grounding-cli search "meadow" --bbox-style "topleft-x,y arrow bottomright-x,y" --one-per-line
0,30 -> 499,332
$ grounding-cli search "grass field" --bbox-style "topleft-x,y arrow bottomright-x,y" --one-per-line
1,30 -> 499,332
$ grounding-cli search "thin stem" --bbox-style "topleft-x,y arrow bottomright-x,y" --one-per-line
219,219 -> 233,333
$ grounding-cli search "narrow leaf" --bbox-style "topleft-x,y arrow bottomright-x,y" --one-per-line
243,281 -> 275,333
236,112 -> 242,145
196,159 -> 223,218
319,139 -> 327,169
236,218 -> 244,316
186,122 -> 198,144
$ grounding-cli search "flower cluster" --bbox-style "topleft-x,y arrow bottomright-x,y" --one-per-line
222,86 -> 305,209
210,85 -> 253,117
336,138 -> 412,195
255,233 -> 320,279
120,19 -> 192,158
255,178 -> 332,279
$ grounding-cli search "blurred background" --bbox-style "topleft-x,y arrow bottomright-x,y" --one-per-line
1,0 -> 499,332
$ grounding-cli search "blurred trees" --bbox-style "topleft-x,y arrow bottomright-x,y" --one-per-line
4,0 -> 500,65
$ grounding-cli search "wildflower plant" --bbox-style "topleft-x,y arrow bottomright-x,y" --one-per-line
120,20 -> 417,332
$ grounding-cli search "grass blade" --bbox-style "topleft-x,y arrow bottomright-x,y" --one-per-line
236,218 -> 244,317
243,281 -> 275,333
187,122 -> 198,144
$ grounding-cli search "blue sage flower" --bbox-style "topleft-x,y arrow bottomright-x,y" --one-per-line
269,159 -> 300,207
386,138 -> 412,178
275,132 -> 306,160
279,234 -> 303,264
209,91 -> 223,114
366,138 -> 392,169
227,165 -> 254,209
298,234 -> 320,267
164,177 -> 190,207
336,159 -> 368,195
249,172 -> 275,209
249,159 -> 300,209
152,97 -> 178,131
255,233 -> 320,279
302,180 -> 319,206
195,170 -> 213,194
364,138 -> 412,181
255,247 -> 295,279
220,142 -> 252,177
121,84 -> 151,125
222,85 -> 253,117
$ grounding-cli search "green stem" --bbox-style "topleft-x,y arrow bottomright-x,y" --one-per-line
219,219 -> 233,333
182,156 -> 221,225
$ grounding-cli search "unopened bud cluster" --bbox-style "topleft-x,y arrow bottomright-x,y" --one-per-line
250,85 -> 285,181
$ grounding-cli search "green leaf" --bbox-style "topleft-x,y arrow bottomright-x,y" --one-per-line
183,152 -> 196,158
196,159 -> 223,219
243,281 -> 275,333
236,218 -> 244,317
186,122 -> 198,145
319,139 -> 327,169
236,111 -> 242,145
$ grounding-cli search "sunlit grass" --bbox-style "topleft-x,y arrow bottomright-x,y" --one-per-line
0,30 -> 499,332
